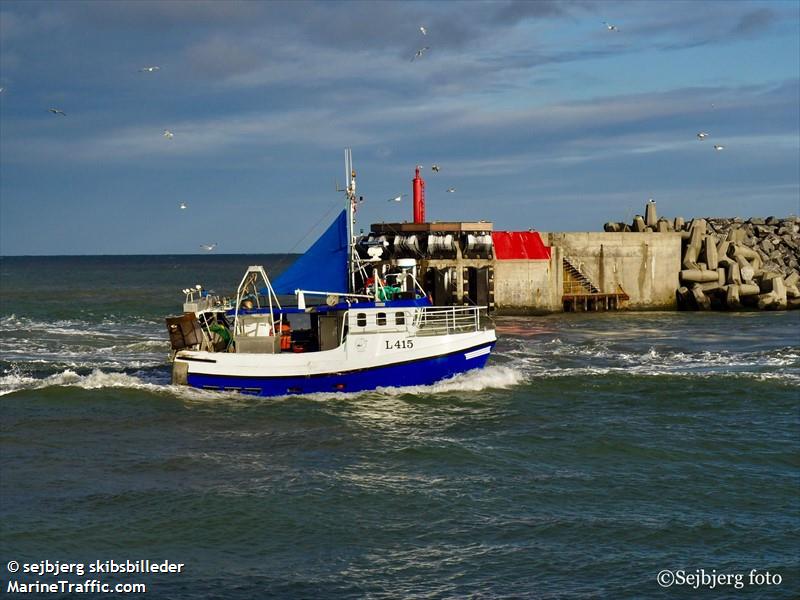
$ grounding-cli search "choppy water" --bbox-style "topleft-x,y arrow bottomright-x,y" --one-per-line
1,256 -> 798,598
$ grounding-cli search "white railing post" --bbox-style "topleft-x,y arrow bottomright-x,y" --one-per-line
340,310 -> 349,345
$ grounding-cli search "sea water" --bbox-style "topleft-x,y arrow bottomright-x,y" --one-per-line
1,256 -> 798,598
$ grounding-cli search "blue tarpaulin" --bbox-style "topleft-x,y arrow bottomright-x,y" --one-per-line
271,210 -> 349,294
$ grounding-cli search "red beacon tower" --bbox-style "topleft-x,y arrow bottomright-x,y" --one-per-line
413,166 -> 426,223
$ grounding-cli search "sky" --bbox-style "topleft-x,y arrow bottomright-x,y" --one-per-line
0,0 -> 798,255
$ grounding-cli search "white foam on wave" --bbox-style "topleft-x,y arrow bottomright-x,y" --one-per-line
281,365 -> 527,402
510,335 -> 799,364
0,333 -> 168,376
502,335 -> 800,381
181,365 -> 528,405
0,367 -> 171,397
539,364 -> 797,381
377,365 -> 525,396
501,359 -> 800,384
0,314 -> 160,337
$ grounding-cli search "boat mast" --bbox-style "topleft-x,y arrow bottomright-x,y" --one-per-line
344,148 -> 357,294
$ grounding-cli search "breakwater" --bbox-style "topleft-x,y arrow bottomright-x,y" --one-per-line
605,203 -> 800,311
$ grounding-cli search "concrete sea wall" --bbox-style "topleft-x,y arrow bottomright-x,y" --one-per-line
493,259 -> 556,313
366,205 -> 798,314
546,232 -> 681,310
492,231 -> 682,313
605,204 -> 800,311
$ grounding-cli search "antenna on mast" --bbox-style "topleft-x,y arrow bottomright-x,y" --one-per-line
344,148 -> 357,293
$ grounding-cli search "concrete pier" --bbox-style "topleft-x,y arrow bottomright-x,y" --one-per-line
358,202 -> 798,314
360,221 -> 681,314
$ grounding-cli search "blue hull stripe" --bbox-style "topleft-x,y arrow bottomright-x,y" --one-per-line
187,343 -> 495,397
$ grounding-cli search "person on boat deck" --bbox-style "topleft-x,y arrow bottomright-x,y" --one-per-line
280,317 -> 292,351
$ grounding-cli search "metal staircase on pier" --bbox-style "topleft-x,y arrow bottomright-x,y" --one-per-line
562,256 -> 629,312
563,257 -> 599,294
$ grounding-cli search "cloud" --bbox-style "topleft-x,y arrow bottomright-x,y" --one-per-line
184,35 -> 263,78
7,75 -> 793,179
67,0 -> 267,29
0,105 -> 383,165
489,0 -> 583,24
0,7 -> 66,41
733,8 -> 777,36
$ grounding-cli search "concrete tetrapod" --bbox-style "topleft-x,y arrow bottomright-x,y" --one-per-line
605,201 -> 799,311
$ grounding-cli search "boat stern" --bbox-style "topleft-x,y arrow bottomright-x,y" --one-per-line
172,358 -> 189,386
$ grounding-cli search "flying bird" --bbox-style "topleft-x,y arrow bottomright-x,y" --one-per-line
697,132 -> 709,139
388,194 -> 406,202
412,47 -> 430,61
139,66 -> 160,72
420,26 -> 427,36
431,164 -> 440,172
446,187 -> 456,193
163,129 -> 174,139
714,145 -> 724,151
179,202 -> 187,210
0,87 -> 5,94
48,108 -> 66,116
603,21 -> 619,32
200,243 -> 217,252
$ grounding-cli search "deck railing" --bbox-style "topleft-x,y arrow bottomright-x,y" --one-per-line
414,306 -> 487,336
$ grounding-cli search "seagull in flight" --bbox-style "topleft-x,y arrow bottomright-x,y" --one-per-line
431,164 -> 440,172
139,66 -> 160,72
713,145 -> 724,151
179,202 -> 188,210
412,47 -> 430,61
388,194 -> 406,202
420,26 -> 427,36
697,131 -> 709,140
200,243 -> 217,252
603,21 -> 619,32
163,129 -> 174,139
48,108 -> 66,116
446,187 -> 456,193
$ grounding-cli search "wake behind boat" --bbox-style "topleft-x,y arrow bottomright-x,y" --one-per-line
165,150 -> 496,396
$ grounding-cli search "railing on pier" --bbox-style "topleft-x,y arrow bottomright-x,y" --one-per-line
414,306 -> 488,336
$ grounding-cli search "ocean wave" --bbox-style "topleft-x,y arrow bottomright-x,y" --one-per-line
376,365 -> 525,396
0,367 -> 164,397
0,314 -> 162,336
0,334 -> 168,374
2,310 -> 796,397
180,365 -> 527,406
497,359 -> 800,384
0,364 -> 525,401
508,338 -> 798,364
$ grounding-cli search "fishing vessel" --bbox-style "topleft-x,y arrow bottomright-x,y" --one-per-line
165,150 -> 496,396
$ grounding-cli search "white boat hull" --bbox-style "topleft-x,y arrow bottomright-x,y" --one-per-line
174,329 -> 496,396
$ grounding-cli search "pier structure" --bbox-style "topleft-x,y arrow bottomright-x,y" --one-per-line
605,206 -> 800,310
357,221 -> 683,314
354,168 -> 685,313
357,172 -> 796,313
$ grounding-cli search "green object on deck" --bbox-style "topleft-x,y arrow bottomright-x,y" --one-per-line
378,286 -> 401,301
209,323 -> 231,345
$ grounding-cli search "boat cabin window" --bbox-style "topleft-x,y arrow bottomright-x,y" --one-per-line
356,313 -> 367,327
376,312 -> 387,326
395,311 -> 405,325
